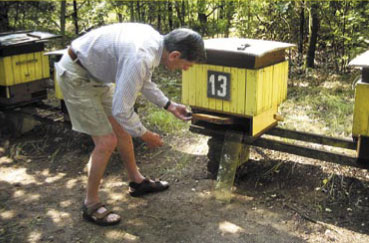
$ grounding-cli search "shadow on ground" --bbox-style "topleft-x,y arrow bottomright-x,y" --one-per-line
1,123 -> 368,242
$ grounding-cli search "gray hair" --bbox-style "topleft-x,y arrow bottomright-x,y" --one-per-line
164,28 -> 206,62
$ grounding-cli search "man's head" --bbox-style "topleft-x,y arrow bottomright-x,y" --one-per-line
163,28 -> 205,71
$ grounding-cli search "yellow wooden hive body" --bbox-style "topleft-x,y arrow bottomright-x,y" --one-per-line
0,51 -> 50,87
182,61 -> 289,136
352,81 -> 369,137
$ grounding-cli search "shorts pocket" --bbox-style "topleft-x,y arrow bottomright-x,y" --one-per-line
57,65 -> 89,88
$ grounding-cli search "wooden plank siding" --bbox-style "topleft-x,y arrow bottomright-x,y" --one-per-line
0,51 -> 50,86
352,82 -> 369,137
182,60 -> 289,118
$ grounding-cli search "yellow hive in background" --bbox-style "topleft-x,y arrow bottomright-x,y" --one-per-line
0,52 -> 50,86
349,50 -> 369,137
0,31 -> 59,106
53,66 -> 64,100
352,81 -> 369,137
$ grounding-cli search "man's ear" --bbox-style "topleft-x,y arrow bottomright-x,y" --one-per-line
168,51 -> 181,61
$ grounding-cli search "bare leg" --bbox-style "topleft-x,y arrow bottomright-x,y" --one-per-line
108,116 -> 145,183
85,133 -> 117,204
84,133 -> 120,222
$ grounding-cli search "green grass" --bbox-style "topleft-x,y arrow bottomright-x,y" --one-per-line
140,102 -> 190,134
279,72 -> 356,138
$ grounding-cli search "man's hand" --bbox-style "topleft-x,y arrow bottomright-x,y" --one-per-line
167,101 -> 192,121
141,131 -> 163,148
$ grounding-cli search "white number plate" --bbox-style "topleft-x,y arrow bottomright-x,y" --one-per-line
207,71 -> 231,100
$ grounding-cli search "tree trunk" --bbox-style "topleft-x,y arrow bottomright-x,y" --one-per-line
198,1 -> 207,36
0,2 -> 11,32
60,1 -> 66,35
167,1 -> 173,30
72,0 -> 79,35
157,3 -> 162,32
181,0 -> 186,26
225,1 -> 234,38
117,13 -> 123,23
341,0 -> 349,73
306,2 -> 319,68
136,1 -> 141,22
298,1 -> 305,66
175,1 -> 185,27
129,2 -> 134,22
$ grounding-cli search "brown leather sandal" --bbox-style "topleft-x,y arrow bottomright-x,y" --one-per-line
129,178 -> 169,197
82,202 -> 121,226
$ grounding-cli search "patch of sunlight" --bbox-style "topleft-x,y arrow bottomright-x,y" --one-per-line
65,178 -> 78,189
46,209 -> 71,224
45,173 -> 66,183
198,190 -> 212,199
172,136 -> 209,155
0,156 -> 13,165
14,189 -> 25,197
0,168 -> 39,185
296,81 -> 310,87
108,192 -> 126,201
14,190 -> 40,202
127,202 -> 144,210
219,221 -> 244,234
59,200 -> 73,208
126,218 -> 145,227
105,230 -> 139,242
104,181 -> 126,188
27,193 -> 40,202
321,81 -> 350,89
0,210 -> 15,220
28,231 -> 42,243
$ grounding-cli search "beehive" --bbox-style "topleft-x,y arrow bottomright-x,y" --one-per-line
44,49 -> 66,100
182,38 -> 294,136
0,31 -> 58,106
349,50 -> 369,137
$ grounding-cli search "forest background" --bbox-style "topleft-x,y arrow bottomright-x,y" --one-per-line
0,0 -> 368,74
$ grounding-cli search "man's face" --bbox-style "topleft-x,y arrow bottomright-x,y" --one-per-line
166,51 -> 195,71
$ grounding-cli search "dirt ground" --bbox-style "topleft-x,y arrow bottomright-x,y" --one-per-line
1,109 -> 369,243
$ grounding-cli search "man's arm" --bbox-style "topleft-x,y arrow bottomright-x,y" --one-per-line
113,60 -> 163,148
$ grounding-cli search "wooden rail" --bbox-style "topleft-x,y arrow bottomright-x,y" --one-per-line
190,124 -> 366,168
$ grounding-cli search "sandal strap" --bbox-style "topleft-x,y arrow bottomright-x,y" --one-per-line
84,202 -> 115,220
84,202 -> 104,215
94,209 -> 113,220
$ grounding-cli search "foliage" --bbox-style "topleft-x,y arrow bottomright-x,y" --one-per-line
2,0 -> 366,73
279,71 -> 356,137
142,103 -> 190,134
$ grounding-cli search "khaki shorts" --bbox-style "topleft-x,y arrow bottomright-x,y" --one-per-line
55,54 -> 115,136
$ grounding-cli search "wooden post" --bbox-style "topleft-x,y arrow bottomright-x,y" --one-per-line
357,135 -> 369,165
215,129 -> 249,202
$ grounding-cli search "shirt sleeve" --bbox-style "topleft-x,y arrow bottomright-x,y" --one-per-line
141,71 -> 169,108
112,59 -> 147,137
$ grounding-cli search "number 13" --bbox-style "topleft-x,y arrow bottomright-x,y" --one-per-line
208,73 -> 229,99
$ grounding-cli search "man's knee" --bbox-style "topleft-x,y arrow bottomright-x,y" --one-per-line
94,134 -> 118,153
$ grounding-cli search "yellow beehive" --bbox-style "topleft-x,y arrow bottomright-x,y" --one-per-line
352,81 -> 369,137
44,49 -> 67,100
0,52 -> 50,86
182,38 -> 294,136
349,50 -> 369,137
0,31 -> 59,106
